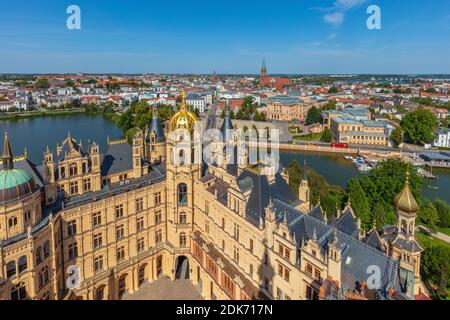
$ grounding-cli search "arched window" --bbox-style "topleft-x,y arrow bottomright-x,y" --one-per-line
179,211 -> 187,224
18,256 -> 28,274
177,183 -> 188,206
179,232 -> 187,248
10,282 -> 27,300
6,261 -> 16,279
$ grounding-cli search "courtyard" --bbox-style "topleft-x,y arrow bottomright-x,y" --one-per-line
122,279 -> 204,300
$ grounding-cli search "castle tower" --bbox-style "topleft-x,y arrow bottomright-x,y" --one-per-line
392,171 -> 423,298
43,145 -> 56,204
165,89 -> 202,266
145,106 -> 166,164
132,130 -> 144,179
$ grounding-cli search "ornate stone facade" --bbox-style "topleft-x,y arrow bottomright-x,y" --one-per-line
0,91 -> 426,300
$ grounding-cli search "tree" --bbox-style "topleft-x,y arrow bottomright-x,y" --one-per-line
35,78 -> 49,89
305,106 -> 322,125
288,160 -> 302,194
346,158 -> 423,229
347,179 -> 372,229
321,127 -> 332,143
390,126 -> 404,147
421,246 -> 450,299
433,200 -> 450,228
418,202 -> 439,230
328,87 -> 338,94
117,109 -> 134,131
401,109 -> 438,145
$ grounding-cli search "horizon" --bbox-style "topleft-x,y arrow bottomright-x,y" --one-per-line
1,0 -> 450,74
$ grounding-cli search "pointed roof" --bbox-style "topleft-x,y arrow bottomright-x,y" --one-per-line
1,132 -> 14,169
146,106 -> 165,143
220,108 -> 234,138
394,171 -> 418,215
261,57 -> 267,72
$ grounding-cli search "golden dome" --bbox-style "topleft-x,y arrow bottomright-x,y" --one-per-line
167,89 -> 199,132
394,171 -> 419,214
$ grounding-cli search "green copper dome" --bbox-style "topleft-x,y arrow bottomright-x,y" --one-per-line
0,168 -> 37,204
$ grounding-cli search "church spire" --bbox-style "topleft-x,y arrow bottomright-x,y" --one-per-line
1,132 -> 14,170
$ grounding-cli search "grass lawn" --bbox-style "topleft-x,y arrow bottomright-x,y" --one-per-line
416,232 -> 450,249
435,226 -> 450,237
292,132 -> 323,142
288,126 -> 302,135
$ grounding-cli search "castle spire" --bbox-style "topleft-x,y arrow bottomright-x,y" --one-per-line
181,89 -> 187,112
1,132 -> 14,170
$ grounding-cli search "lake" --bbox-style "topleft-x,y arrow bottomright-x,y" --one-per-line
1,114 -> 449,203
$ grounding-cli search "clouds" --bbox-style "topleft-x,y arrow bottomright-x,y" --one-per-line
323,0 -> 367,27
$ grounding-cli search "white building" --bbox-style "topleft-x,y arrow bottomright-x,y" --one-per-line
186,97 -> 206,112
434,128 -> 450,148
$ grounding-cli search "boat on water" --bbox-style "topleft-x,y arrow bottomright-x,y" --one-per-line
344,156 -> 354,161
357,164 -> 372,172
427,185 -> 439,190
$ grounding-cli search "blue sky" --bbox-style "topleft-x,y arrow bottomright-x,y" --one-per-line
0,0 -> 449,74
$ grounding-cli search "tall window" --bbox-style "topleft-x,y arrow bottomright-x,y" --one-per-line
177,183 -> 188,206
43,241 -> 50,258
93,233 -> 103,249
137,216 -> 144,231
115,204 -> 124,219
11,283 -> 27,300
67,221 -> 77,237
18,256 -> 27,274
136,198 -> 144,212
179,211 -> 187,224
116,246 -> 125,262
137,237 -> 145,252
155,210 -> 162,224
69,163 -> 78,176
154,192 -> 162,205
38,267 -> 49,289
68,243 -> 78,260
8,216 -> 17,228
233,223 -> 240,241
92,212 -> 102,227
70,181 -> 79,195
179,232 -> 187,247
6,261 -> 16,279
35,247 -> 43,265
116,225 -> 125,240
83,178 -> 91,192
155,229 -> 163,244
94,256 -> 103,272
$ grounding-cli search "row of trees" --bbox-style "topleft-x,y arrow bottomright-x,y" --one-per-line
222,97 -> 266,122
117,100 -> 175,132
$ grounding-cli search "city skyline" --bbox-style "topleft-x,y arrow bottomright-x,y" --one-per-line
1,0 -> 450,74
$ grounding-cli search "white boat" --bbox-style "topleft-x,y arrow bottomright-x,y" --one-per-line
357,164 -> 372,172
344,156 -> 354,161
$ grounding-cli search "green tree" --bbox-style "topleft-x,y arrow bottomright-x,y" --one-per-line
418,202 -> 439,230
288,160 -> 302,195
420,246 -> 450,299
305,106 -> 322,125
321,127 -> 332,143
401,109 -> 438,145
433,200 -> 450,228
328,87 -> 338,94
390,126 -> 404,147
347,179 -> 372,229
35,78 -> 49,89
117,109 -> 134,131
